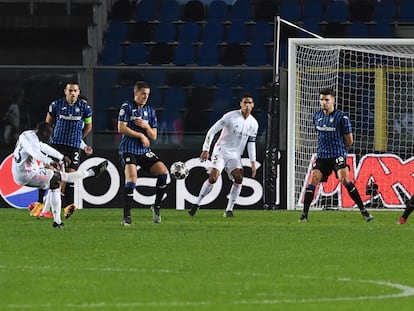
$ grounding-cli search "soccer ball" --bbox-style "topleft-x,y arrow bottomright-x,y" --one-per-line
170,161 -> 189,180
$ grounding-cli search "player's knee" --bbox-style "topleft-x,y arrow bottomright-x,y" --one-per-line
49,172 -> 62,190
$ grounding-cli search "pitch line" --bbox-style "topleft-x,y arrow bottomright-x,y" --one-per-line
1,265 -> 414,308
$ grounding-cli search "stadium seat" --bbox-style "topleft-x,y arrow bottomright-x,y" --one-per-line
254,0 -> 280,22
348,0 -> 375,22
397,0 -> 414,23
182,0 -> 206,22
202,20 -> 224,43
153,22 -> 177,43
225,20 -> 248,44
192,71 -> 216,87
197,42 -> 220,66
147,43 -> 175,64
229,0 -> 253,21
159,0 -> 181,22
104,20 -> 128,43
246,43 -> 270,66
279,1 -> 302,22
173,42 -> 197,65
124,42 -> 147,65
177,22 -> 201,44
325,1 -> 349,23
302,0 -> 325,23
108,0 -> 135,20
373,0 -> 397,23
221,44 -> 246,66
371,22 -> 394,38
347,22 -> 370,38
98,41 -> 123,65
207,0 -> 229,22
250,21 -> 273,44
135,0 -> 158,21
126,21 -> 154,43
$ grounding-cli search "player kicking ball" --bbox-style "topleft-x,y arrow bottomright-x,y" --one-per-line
12,121 -> 108,228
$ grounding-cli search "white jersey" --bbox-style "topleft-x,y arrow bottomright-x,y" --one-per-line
12,130 -> 63,186
203,109 -> 259,160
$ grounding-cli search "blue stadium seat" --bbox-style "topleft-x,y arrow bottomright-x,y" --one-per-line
221,44 -> 246,66
207,0 -> 229,22
104,20 -> 128,43
279,1 -> 301,22
372,22 -> 394,38
250,21 -> 273,44
325,1 -> 349,23
348,0 -> 375,22
177,22 -> 201,43
373,0 -> 397,23
397,0 -> 414,23
202,20 -> 224,43
147,43 -> 175,64
159,0 -> 181,22
135,0 -> 158,21
225,20 -> 248,44
216,71 -> 240,87
197,42 -> 220,66
229,0 -> 253,21
246,43 -> 270,66
302,0 -> 325,23
192,71 -> 216,87
98,41 -> 123,65
124,42 -> 147,65
347,22 -> 370,38
153,22 -> 177,43
174,42 -> 197,65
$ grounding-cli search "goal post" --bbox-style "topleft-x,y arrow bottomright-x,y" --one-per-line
287,38 -> 414,211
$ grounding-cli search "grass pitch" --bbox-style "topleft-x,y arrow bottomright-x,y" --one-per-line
1,208 -> 414,311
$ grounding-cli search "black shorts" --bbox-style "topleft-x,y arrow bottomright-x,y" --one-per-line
51,144 -> 81,170
120,152 -> 161,172
313,156 -> 349,182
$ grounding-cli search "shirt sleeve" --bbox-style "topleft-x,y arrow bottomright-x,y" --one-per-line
202,114 -> 227,151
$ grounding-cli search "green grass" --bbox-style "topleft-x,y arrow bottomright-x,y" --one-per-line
1,208 -> 414,311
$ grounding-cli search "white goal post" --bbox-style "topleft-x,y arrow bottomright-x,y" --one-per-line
287,38 -> 414,211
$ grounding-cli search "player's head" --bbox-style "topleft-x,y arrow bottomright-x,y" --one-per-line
319,88 -> 335,112
64,82 -> 80,104
240,93 -> 254,115
35,121 -> 54,143
133,81 -> 150,107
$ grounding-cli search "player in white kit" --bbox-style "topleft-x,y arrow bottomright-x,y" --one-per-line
12,122 -> 108,228
188,93 -> 259,217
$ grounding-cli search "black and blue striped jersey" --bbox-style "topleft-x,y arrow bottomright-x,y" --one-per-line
48,98 -> 92,148
313,109 -> 352,159
118,100 -> 158,155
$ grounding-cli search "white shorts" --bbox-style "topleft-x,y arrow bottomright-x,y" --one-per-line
210,148 -> 242,180
14,167 -> 55,190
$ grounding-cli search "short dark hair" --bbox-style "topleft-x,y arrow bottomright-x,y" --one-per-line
241,93 -> 253,100
319,88 -> 335,97
134,81 -> 149,90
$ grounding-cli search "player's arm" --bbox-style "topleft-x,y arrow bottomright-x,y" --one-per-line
45,112 -> 54,125
343,133 -> 353,148
82,117 -> 92,138
118,121 -> 150,148
133,118 -> 157,141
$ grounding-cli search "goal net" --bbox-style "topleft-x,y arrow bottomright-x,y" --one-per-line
287,38 -> 414,210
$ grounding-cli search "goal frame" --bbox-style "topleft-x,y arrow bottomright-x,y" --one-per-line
287,38 -> 414,210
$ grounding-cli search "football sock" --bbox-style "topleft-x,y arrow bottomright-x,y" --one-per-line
38,189 -> 46,204
154,174 -> 168,207
197,180 -> 214,205
226,182 -> 242,211
402,196 -> 414,219
303,184 -> 316,215
63,183 -> 75,207
42,192 -> 51,213
345,182 -> 365,210
124,182 -> 135,218
50,189 -> 62,224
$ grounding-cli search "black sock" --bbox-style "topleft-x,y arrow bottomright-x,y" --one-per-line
303,184 -> 316,215
402,196 -> 414,219
124,186 -> 134,219
38,189 -> 46,203
64,183 -> 74,207
345,182 -> 364,211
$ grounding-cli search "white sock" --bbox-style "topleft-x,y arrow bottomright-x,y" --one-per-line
226,182 -> 242,212
50,189 -> 62,224
61,171 -> 90,183
196,180 -> 214,205
41,192 -> 51,213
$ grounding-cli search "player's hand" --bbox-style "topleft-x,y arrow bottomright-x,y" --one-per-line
63,155 -> 71,167
134,117 -> 149,129
200,151 -> 209,162
251,161 -> 257,178
141,134 -> 150,148
84,145 -> 93,155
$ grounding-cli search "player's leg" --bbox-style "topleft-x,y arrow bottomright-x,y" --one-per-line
121,154 -> 137,226
398,195 -> 414,224
146,161 -> 167,224
300,168 -> 323,222
223,157 -> 244,217
338,167 -> 373,222
49,172 -> 64,228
